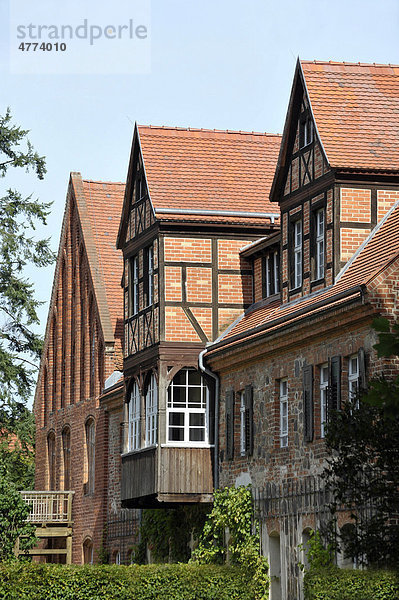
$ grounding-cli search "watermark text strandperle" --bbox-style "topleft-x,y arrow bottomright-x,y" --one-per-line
16,19 -> 148,46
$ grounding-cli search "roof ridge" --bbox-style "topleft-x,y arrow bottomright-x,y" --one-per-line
301,59 -> 399,68
82,179 -> 125,185
138,124 -> 282,137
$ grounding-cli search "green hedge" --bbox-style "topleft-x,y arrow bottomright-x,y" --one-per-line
0,563 -> 254,600
304,567 -> 399,600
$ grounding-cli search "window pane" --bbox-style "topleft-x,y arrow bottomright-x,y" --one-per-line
187,386 -> 201,406
172,386 -> 186,406
169,412 -> 184,426
188,370 -> 201,386
189,413 -> 204,427
169,427 -> 185,441
173,370 -> 187,386
189,428 -> 205,442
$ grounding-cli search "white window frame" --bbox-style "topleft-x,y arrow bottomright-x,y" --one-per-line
294,220 -> 302,289
280,379 -> 288,448
320,363 -> 328,438
265,255 -> 272,297
147,245 -> 154,306
273,250 -> 280,293
348,354 -> 359,404
145,373 -> 158,447
132,256 -> 139,316
167,368 -> 209,447
240,391 -> 246,456
128,381 -> 140,451
316,209 -> 325,280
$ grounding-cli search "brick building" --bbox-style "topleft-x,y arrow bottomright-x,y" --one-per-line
33,173 -> 132,563
203,61 -> 399,600
34,59 -> 399,595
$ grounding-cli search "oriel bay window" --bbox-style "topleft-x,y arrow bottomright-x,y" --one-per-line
131,256 -> 139,316
145,244 -> 154,307
167,368 -> 209,445
128,381 -> 141,451
145,373 -> 157,447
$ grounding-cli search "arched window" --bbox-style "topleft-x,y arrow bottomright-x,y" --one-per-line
145,374 -> 158,447
128,382 -> 140,451
52,317 -> 57,412
338,523 -> 357,569
269,531 -> 282,600
47,431 -> 56,490
83,538 -> 93,564
61,258 -> 67,407
112,550 -> 121,565
84,418 -> 95,495
167,368 -> 208,445
89,297 -> 96,398
79,256 -> 86,402
62,427 -> 71,490
43,366 -> 48,427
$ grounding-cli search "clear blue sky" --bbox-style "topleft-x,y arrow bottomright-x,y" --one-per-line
0,0 -> 398,403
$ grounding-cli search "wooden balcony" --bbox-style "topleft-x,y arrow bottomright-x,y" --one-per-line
18,491 -> 74,563
121,446 -> 213,508
21,491 -> 74,524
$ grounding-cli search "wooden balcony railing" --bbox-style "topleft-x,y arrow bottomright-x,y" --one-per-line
20,491 -> 74,524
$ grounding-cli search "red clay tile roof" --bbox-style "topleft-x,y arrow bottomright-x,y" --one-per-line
208,200 -> 399,354
71,174 -> 125,347
301,60 -> 399,171
138,126 -> 282,223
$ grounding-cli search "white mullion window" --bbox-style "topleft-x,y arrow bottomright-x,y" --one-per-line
280,379 -> 288,448
294,220 -> 302,289
240,391 -> 246,456
132,256 -> 139,316
273,250 -> 280,293
266,255 -> 272,297
145,373 -> 158,447
148,245 -> 154,306
128,382 -> 140,451
320,364 -> 328,438
348,354 -> 359,406
316,209 -> 325,280
167,368 -> 208,446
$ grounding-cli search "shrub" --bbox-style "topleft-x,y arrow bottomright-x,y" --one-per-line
0,562 -> 255,600
304,567 -> 399,600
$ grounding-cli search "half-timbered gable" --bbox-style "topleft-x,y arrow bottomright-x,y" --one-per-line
116,124 -> 281,507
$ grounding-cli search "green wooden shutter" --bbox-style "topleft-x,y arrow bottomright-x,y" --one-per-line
303,365 -> 314,442
244,385 -> 254,456
225,390 -> 234,461
328,355 -> 341,415
358,347 -> 367,391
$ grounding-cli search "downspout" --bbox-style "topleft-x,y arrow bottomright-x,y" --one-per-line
199,348 -> 220,490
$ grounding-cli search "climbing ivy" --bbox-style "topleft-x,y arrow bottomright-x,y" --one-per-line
132,505 -> 210,564
191,486 -> 269,600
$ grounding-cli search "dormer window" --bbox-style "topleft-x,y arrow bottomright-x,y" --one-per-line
293,220 -> 302,289
315,208 -> 325,280
263,250 -> 281,298
300,112 -> 313,148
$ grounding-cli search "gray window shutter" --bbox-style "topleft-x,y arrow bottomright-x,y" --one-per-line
244,385 -> 254,456
358,347 -> 367,391
303,365 -> 314,442
225,390 -> 234,460
328,355 -> 341,415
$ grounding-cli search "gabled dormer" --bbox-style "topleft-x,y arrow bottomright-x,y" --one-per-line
270,60 -> 333,304
271,60 -> 399,305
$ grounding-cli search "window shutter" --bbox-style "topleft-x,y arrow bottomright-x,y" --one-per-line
225,390 -> 234,461
328,355 -> 341,415
358,347 -> 366,391
303,365 -> 313,442
244,385 -> 254,456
